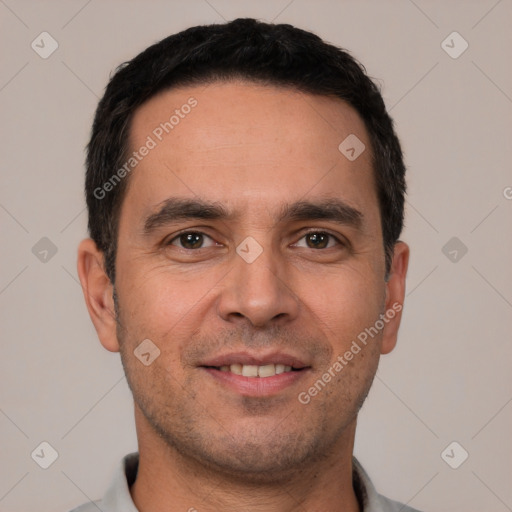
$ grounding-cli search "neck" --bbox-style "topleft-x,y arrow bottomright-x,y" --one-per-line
130,407 -> 361,512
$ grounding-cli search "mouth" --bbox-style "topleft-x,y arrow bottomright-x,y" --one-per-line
202,363 -> 306,378
198,352 -> 311,396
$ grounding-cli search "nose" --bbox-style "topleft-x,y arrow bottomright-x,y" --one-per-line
216,243 -> 300,328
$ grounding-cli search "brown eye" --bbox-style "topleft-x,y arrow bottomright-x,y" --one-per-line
168,232 -> 215,249
305,232 -> 329,249
294,231 -> 341,249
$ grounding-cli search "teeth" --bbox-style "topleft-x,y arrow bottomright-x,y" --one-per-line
230,363 -> 243,375
220,363 -> 296,378
258,364 -> 276,377
241,365 -> 259,377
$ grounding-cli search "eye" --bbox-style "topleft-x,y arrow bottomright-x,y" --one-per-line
293,231 -> 343,249
167,231 -> 217,250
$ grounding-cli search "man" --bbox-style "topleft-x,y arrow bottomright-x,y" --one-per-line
74,17 -> 416,512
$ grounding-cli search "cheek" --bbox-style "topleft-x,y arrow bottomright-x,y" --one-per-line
300,263 -> 384,344
118,264 -> 222,346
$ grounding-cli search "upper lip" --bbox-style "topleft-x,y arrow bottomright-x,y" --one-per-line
199,351 -> 310,369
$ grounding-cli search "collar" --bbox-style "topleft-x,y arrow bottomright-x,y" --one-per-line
99,452 -> 413,512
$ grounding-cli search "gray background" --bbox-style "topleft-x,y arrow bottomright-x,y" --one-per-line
1,1 -> 511,511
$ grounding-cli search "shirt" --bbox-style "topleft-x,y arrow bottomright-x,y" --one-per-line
69,452 -> 422,512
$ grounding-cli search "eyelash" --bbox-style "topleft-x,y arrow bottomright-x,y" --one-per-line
166,230 -> 345,250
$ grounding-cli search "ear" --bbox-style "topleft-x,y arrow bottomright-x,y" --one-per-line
77,238 -> 120,352
380,241 -> 410,355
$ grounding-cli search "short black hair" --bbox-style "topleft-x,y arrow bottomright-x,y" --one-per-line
86,17 -> 406,283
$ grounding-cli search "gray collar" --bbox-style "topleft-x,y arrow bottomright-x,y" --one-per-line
97,452 -> 419,512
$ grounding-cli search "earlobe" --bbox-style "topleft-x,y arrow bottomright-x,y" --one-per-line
77,239 -> 120,353
381,241 -> 410,355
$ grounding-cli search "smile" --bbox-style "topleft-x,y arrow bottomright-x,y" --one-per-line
213,363 -> 297,378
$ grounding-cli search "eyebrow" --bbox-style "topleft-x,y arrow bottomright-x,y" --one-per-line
142,196 -> 364,235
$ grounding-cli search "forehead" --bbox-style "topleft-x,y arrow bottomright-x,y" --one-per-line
122,80 -> 378,227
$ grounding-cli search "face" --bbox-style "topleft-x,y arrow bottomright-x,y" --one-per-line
80,80 -> 408,482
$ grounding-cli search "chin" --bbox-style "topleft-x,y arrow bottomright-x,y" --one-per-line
175,424 -> 325,483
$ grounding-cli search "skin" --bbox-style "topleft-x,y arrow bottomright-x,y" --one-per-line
78,80 -> 409,512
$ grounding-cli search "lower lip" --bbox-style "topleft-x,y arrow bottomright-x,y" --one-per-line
201,367 -> 309,397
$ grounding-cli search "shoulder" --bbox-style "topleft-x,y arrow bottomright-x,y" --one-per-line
68,501 -> 104,512
353,457 -> 423,512
375,494 -> 423,512
67,452 -> 140,512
